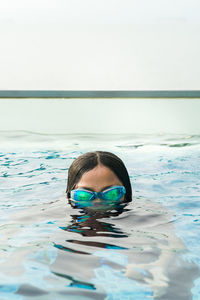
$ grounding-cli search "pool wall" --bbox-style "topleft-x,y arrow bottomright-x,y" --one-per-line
1,98 -> 200,134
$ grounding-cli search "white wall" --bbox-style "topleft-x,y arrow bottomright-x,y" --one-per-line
0,98 -> 200,134
0,0 -> 200,90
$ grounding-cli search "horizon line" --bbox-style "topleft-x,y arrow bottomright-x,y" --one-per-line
0,90 -> 200,98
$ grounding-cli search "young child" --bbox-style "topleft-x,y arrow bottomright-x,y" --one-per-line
66,151 -> 132,211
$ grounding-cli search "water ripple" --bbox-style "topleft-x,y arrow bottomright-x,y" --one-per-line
0,133 -> 200,299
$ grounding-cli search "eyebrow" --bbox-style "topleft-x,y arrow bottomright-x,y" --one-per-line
77,185 -> 114,192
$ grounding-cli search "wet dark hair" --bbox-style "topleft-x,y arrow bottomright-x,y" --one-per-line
66,151 -> 132,203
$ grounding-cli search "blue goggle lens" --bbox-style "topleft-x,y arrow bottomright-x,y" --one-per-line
101,186 -> 125,201
71,189 -> 94,201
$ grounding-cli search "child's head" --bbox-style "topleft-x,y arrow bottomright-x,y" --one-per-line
66,151 -> 132,210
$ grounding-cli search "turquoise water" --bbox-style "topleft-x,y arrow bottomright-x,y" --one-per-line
0,132 -> 200,300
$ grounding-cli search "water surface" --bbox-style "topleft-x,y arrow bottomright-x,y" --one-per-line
0,132 -> 200,299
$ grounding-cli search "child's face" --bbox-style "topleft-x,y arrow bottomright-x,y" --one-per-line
75,164 -> 124,208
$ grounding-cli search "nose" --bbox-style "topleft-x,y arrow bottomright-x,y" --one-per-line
93,198 -> 101,204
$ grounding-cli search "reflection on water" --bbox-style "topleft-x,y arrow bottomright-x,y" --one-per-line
47,200 -> 198,300
0,133 -> 200,299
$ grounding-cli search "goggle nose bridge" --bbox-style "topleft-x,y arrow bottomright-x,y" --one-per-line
90,191 -> 104,200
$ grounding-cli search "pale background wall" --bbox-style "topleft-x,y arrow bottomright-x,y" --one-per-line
0,98 -> 199,134
0,0 -> 200,90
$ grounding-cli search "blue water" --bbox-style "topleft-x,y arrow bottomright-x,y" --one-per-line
0,132 -> 200,300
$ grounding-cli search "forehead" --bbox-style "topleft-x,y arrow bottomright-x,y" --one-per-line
76,164 -> 122,191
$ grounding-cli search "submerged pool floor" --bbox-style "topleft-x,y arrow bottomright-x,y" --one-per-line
0,133 -> 200,300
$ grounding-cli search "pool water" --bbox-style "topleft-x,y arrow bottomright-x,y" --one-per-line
0,132 -> 200,300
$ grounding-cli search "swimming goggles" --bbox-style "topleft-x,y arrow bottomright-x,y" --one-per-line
70,185 -> 126,203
